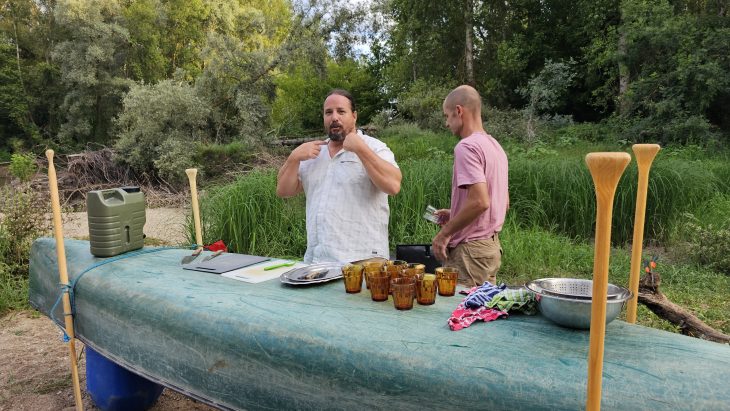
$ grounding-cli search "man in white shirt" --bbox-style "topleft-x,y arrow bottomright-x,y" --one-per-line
276,89 -> 402,263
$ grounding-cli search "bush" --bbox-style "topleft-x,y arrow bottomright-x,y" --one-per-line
396,80 -> 454,131
194,141 -> 257,178
9,153 -> 37,182
482,106 -> 527,142
682,220 -> 730,275
0,184 -> 49,266
0,181 -> 50,314
114,80 -> 210,185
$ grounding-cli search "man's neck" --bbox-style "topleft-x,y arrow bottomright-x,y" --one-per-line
459,123 -> 486,139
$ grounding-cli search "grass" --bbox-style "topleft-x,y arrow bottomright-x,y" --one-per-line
0,266 -> 29,313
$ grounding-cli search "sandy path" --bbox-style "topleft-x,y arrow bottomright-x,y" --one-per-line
62,207 -> 189,245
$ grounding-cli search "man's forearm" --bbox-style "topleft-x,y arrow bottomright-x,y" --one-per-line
276,158 -> 302,198
440,201 -> 488,238
355,147 -> 402,195
440,183 -> 490,237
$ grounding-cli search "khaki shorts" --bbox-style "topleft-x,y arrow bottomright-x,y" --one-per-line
447,235 -> 502,287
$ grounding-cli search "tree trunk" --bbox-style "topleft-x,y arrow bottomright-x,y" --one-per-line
13,20 -> 25,90
638,271 -> 730,344
464,0 -> 475,87
617,5 -> 629,115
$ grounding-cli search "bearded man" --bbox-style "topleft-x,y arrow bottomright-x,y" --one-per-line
276,89 -> 402,263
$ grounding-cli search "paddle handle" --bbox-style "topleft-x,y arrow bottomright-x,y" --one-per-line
46,149 -> 84,411
585,152 -> 631,411
186,168 -> 203,249
627,144 -> 660,323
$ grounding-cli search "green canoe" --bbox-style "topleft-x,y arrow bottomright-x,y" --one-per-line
29,238 -> 730,410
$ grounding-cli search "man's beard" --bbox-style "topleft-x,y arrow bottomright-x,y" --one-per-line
328,125 -> 346,141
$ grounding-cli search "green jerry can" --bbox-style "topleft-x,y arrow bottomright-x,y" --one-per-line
86,187 -> 146,257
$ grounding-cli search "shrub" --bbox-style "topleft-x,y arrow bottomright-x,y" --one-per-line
396,80 -> 454,131
482,106 -> 526,142
683,220 -> 730,275
0,184 -> 49,266
114,80 -> 210,185
9,153 -> 37,182
194,141 -> 257,178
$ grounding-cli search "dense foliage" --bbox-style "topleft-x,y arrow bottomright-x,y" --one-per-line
2,0 -> 728,174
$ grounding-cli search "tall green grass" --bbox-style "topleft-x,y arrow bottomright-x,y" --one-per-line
198,170 -> 307,259
508,153 -> 723,243
200,142 -> 728,252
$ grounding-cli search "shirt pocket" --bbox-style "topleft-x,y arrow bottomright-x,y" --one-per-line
336,159 -> 368,185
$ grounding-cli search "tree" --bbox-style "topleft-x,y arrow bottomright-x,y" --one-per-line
52,0 -> 131,147
518,59 -> 576,142
271,59 -> 382,135
0,35 -> 36,151
615,0 -> 730,143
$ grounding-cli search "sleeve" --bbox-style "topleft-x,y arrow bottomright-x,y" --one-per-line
453,142 -> 486,188
363,133 -> 399,168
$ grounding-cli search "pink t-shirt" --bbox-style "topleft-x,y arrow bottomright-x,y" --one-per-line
448,132 -> 509,247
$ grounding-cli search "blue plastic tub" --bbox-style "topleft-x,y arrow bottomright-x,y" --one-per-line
86,347 -> 164,411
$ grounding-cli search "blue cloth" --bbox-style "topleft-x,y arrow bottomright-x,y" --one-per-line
464,281 -> 508,308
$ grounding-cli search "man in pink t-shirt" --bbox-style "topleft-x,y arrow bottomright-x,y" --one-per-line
432,85 -> 509,286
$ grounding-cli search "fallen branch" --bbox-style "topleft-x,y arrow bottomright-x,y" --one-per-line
638,271 -> 730,344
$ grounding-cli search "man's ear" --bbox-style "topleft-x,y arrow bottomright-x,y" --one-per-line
455,105 -> 464,117
353,110 -> 357,122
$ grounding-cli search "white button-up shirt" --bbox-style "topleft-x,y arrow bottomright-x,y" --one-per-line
299,131 -> 398,264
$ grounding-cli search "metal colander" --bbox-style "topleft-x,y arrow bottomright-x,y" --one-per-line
527,278 -> 623,299
525,278 -> 632,329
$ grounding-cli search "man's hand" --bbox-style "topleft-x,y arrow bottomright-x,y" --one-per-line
290,140 -> 328,162
435,209 -> 451,226
342,131 -> 367,154
276,139 -> 327,198
432,230 -> 451,263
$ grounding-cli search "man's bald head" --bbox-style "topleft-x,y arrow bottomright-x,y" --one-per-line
443,85 -> 482,115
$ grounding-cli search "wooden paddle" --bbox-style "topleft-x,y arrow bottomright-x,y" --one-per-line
585,152 -> 631,411
627,144 -> 660,323
46,149 -> 84,411
183,168 -> 203,264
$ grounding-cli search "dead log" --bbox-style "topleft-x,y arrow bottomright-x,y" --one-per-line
638,271 -> 730,344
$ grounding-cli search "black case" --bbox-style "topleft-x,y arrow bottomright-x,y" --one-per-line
395,244 -> 440,274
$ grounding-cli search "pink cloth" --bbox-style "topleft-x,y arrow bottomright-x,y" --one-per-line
448,301 -> 508,331
448,132 -> 508,247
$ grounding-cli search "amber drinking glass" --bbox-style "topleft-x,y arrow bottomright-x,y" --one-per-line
416,273 -> 438,305
368,272 -> 391,301
342,264 -> 364,293
383,260 -> 408,282
362,261 -> 385,289
391,277 -> 416,310
436,267 -> 458,296
401,263 -> 425,281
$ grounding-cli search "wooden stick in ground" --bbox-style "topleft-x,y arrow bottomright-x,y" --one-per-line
585,152 -> 631,411
186,168 -> 203,250
46,149 -> 84,411
626,144 -> 660,323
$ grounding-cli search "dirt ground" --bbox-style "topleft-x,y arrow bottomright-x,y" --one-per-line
1,208 -> 218,410
0,312 -> 217,411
